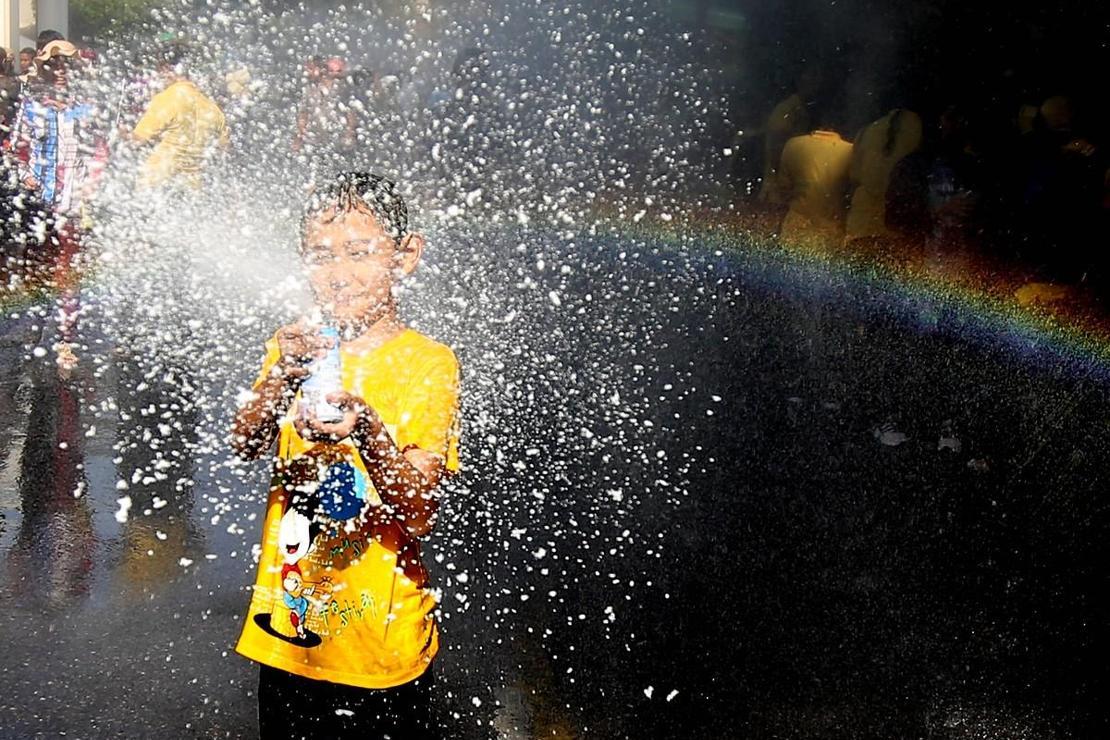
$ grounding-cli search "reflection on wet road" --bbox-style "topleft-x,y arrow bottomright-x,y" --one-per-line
0,225 -> 1106,738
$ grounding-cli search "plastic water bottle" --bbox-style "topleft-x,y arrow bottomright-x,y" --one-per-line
301,326 -> 344,423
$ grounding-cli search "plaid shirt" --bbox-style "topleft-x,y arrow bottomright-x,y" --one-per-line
12,92 -> 98,214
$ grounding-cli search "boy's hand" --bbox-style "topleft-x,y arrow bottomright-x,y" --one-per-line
274,322 -> 334,381
296,391 -> 381,443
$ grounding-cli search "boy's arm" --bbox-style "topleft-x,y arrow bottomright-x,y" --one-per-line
354,409 -> 444,538
230,370 -> 302,460
12,100 -> 36,186
301,392 -> 447,538
230,323 -> 330,460
132,90 -> 174,143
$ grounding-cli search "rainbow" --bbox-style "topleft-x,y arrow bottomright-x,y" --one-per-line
605,208 -> 1110,380
5,205 -> 1110,382
0,277 -> 54,316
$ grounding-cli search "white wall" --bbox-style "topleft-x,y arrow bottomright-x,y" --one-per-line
35,0 -> 66,39
2,0 -> 21,55
2,0 -> 69,56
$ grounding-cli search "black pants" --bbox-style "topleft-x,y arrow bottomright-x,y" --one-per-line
258,665 -> 438,739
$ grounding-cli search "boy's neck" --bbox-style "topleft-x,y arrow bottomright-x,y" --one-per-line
342,310 -> 407,353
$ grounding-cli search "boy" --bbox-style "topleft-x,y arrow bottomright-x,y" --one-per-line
18,47 -> 34,77
12,40 -> 101,216
11,39 -> 105,370
232,172 -> 460,738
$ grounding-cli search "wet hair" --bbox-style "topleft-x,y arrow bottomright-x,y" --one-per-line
302,172 -> 409,245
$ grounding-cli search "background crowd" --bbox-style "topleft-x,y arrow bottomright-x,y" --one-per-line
0,29 -> 518,259
729,56 -> 1110,302
0,7 -> 1106,312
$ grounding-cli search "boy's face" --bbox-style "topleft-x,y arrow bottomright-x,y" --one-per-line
19,52 -> 32,73
302,207 -> 420,330
41,56 -> 75,87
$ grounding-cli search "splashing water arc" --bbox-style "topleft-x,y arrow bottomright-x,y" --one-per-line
0,1 -> 1105,738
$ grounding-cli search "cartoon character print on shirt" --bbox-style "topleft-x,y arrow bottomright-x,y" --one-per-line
276,506 -> 334,642
251,449 -> 367,648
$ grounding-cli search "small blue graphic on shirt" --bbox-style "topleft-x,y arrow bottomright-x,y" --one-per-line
318,461 -> 368,520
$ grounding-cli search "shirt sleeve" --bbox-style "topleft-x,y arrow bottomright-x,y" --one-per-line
132,90 -> 174,142
251,336 -> 282,390
395,348 -> 461,473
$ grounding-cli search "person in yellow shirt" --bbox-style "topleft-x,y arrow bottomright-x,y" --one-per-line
130,45 -> 229,188
845,108 -> 923,244
778,121 -> 854,249
231,172 -> 460,738
758,66 -> 822,204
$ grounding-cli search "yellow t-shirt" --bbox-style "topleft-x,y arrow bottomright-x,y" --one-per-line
235,328 -> 461,689
132,79 -> 229,188
778,130 -> 854,248
845,109 -> 923,242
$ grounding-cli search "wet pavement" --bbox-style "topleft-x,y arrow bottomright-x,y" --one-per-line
0,222 -> 1106,738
